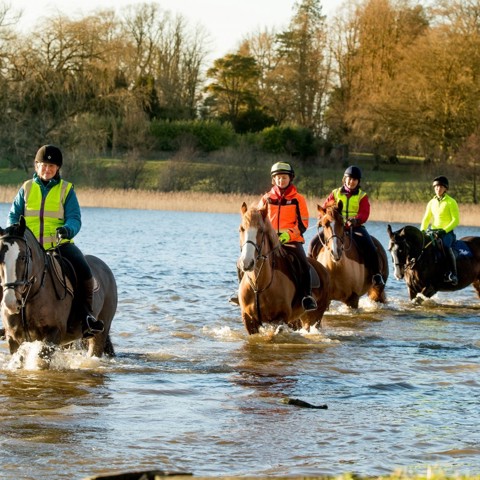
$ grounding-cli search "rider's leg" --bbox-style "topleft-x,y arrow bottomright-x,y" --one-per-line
59,243 -> 104,336
353,226 -> 384,286
445,248 -> 458,285
293,243 -> 317,312
229,267 -> 243,305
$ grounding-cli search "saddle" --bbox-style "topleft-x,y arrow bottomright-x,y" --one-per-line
427,232 -> 473,260
282,245 -> 320,288
46,250 -> 75,297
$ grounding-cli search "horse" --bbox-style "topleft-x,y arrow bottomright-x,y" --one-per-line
387,224 -> 480,301
0,217 -> 117,359
237,202 -> 330,335
313,200 -> 388,308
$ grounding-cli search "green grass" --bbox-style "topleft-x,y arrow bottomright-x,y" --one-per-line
1,152 -> 477,204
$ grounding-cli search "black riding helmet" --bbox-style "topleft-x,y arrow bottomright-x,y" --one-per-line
344,165 -> 362,180
433,175 -> 449,189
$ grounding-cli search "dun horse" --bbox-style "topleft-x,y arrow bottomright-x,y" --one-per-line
387,224 -> 480,301
0,217 -> 117,359
237,202 -> 330,334
313,200 -> 388,308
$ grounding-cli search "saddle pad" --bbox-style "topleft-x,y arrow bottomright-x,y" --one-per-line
453,240 -> 473,258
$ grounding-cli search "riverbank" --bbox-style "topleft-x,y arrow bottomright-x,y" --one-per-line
1,186 -> 480,227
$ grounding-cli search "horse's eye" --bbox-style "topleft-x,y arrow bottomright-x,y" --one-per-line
239,226 -> 245,233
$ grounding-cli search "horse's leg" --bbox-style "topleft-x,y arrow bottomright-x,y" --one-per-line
242,313 -> 260,335
472,279 -> 480,298
346,293 -> 360,309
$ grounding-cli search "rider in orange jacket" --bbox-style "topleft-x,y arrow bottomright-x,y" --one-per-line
257,162 -> 317,311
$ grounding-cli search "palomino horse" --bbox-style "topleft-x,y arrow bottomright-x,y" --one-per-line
237,202 -> 330,334
387,224 -> 480,301
0,217 -> 117,358
313,200 -> 388,308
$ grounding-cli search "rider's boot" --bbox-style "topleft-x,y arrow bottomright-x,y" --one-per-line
444,248 -> 458,285
229,291 -> 240,305
82,277 -> 104,338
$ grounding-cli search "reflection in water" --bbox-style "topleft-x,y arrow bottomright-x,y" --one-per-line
0,205 -> 480,478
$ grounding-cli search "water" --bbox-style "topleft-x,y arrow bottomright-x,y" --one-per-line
1,203 -> 479,479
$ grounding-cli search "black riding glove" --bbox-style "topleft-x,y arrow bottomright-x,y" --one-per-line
56,226 -> 69,239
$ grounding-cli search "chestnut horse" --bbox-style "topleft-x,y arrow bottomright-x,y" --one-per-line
313,200 -> 388,308
387,224 -> 480,301
0,217 -> 117,359
237,202 -> 330,334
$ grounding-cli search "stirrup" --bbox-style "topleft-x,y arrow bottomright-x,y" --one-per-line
372,274 -> 385,287
83,314 -> 104,338
302,296 -> 317,312
444,272 -> 458,285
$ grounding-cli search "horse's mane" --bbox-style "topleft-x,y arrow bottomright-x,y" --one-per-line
243,203 -> 280,249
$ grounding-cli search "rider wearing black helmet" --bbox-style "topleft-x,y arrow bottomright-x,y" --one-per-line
420,175 -> 460,285
308,165 -> 385,287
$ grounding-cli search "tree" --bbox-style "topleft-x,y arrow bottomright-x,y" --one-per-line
204,53 -> 261,127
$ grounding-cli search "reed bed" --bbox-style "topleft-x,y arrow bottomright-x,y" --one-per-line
1,186 -> 479,227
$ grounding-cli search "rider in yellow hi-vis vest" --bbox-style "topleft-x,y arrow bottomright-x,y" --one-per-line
420,175 -> 460,285
7,145 -> 105,338
308,165 -> 385,287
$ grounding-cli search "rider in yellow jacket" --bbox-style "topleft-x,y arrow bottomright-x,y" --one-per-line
420,175 -> 460,285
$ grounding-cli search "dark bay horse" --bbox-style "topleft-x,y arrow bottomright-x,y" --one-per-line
237,202 -> 330,335
313,200 -> 388,308
0,217 -> 117,359
387,224 -> 480,301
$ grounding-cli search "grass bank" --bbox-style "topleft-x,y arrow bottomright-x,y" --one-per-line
2,186 -> 479,227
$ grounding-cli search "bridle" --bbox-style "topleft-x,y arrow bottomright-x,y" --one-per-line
0,233 -> 47,341
318,215 -> 352,259
389,231 -> 431,273
239,221 -> 282,325
240,227 -> 280,293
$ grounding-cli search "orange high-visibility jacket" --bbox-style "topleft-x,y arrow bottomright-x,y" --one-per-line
257,184 -> 309,243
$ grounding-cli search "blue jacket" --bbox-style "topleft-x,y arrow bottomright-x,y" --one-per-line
7,173 -> 82,239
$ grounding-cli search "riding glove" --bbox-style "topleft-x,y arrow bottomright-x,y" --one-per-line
278,232 -> 290,244
56,226 -> 69,239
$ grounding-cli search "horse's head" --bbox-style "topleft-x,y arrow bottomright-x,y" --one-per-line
387,224 -> 424,280
317,200 -> 345,261
238,202 -> 278,272
0,217 -> 34,315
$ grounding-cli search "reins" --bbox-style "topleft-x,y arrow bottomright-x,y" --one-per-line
241,228 -> 282,324
0,232 -> 47,342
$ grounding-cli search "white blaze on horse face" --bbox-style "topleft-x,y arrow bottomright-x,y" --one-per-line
239,226 -> 258,272
390,243 -> 404,280
2,242 -> 22,314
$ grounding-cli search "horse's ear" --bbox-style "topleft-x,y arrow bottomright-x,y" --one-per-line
387,224 -> 392,236
18,216 -> 26,235
317,204 -> 326,217
337,199 -> 343,214
241,202 -> 248,215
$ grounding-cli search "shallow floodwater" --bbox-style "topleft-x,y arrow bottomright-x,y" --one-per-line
0,203 -> 479,480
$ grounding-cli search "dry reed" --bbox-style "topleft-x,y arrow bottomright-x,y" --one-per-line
1,186 -> 479,227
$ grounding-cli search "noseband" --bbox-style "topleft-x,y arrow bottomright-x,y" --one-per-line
1,234 -> 40,307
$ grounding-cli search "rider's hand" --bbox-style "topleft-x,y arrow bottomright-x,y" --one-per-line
278,232 -> 290,244
56,226 -> 69,239
437,229 -> 446,237
346,218 -> 359,228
